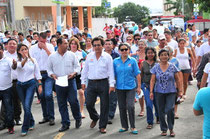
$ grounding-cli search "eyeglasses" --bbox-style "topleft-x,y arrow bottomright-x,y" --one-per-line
120,48 -> 128,52
126,39 -> 132,41
148,35 -> 153,36
93,44 -> 101,47
135,38 -> 141,41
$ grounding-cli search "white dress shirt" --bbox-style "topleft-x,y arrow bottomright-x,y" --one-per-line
4,51 -> 18,80
47,51 -> 80,77
16,58 -> 42,82
81,51 -> 115,87
29,43 -> 55,71
0,56 -> 13,90
198,42 -> 210,57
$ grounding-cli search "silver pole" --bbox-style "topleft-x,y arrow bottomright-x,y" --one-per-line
57,3 -> 62,32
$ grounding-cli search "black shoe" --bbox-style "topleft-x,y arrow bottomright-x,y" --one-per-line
0,124 -> 5,130
107,120 -> 112,124
15,120 -> 22,125
49,119 -> 55,126
39,118 -> 49,124
59,125 -> 69,132
75,119 -> 82,129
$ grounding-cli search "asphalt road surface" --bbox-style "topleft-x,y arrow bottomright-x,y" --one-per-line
0,80 -> 203,139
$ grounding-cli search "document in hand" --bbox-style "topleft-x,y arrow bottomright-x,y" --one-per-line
55,75 -> 68,87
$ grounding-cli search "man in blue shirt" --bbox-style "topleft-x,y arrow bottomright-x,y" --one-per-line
193,87 -> 210,139
72,24 -> 80,35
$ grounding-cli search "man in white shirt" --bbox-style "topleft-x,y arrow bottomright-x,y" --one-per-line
196,33 -> 210,68
135,24 -> 143,36
65,25 -> 73,39
47,37 -> 81,132
30,32 -> 55,126
18,32 -> 30,47
164,31 -> 178,52
81,37 -> 115,134
46,30 -> 52,43
0,44 -> 17,133
4,39 -> 22,126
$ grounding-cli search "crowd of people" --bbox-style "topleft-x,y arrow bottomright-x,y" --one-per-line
0,22 -> 209,138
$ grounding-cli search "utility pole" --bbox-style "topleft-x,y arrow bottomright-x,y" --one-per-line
56,3 -> 61,32
10,0 -> 16,29
182,0 -> 184,16
52,0 -> 65,32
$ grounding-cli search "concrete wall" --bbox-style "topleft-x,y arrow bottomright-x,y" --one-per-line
92,18 -> 117,38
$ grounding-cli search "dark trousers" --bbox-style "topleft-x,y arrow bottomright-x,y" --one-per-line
40,73 -> 55,120
86,79 -> 109,129
108,91 -> 117,120
0,103 -> 5,125
117,89 -> 136,129
12,80 -> 22,121
156,92 -> 176,131
16,79 -> 36,132
55,79 -> 81,127
0,87 -> 14,128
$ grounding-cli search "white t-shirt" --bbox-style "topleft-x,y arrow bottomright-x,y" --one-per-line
198,42 -> 210,57
194,45 -> 200,57
204,63 -> 210,87
167,39 -> 178,52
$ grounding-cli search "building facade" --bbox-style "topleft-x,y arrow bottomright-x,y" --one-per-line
14,0 -> 101,32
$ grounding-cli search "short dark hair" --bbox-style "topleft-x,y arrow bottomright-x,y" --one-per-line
63,34 -> 68,38
134,33 -> 141,39
145,47 -> 157,61
84,27 -> 88,31
26,35 -> 33,40
33,32 -> 40,37
4,31 -> 10,36
148,24 -> 153,27
111,38 -> 117,46
164,31 -> 171,35
7,38 -> 18,44
92,37 -> 105,46
204,28 -> 209,34
118,43 -> 131,50
46,30 -> 51,33
40,32 -> 47,39
57,37 -> 64,46
18,32 -> 24,36
158,49 -> 169,57
82,32 -> 87,37
56,31 -> 61,35
196,40 -> 201,43
0,43 -> 3,50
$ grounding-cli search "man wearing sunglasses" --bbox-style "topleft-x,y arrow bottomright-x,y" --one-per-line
81,37 -> 115,134
131,33 -> 141,57
146,31 -> 158,47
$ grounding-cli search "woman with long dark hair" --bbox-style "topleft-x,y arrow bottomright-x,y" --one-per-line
140,47 -> 159,129
16,44 -> 42,136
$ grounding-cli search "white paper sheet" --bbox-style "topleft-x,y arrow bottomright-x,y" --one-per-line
55,75 -> 68,87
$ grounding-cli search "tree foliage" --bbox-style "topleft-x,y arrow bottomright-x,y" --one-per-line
94,0 -> 112,17
164,0 -> 194,20
194,0 -> 210,12
113,2 -> 150,25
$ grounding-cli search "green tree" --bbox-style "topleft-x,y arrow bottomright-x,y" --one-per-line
194,0 -> 210,12
113,2 -> 150,25
94,0 -> 112,17
164,0 -> 194,20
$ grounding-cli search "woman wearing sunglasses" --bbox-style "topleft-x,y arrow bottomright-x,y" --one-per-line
113,43 -> 141,134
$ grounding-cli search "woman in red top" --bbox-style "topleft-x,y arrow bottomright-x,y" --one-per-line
136,40 -> 146,116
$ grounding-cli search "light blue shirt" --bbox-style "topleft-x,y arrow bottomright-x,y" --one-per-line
150,63 -> 179,93
146,39 -> 159,47
193,87 -> 210,139
114,56 -> 141,90
169,57 -> 181,71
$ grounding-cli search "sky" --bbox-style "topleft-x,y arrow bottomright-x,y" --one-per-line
109,0 -> 163,14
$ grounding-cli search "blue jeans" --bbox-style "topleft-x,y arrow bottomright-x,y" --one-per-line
142,83 -> 159,125
16,79 -> 36,132
40,73 -> 54,120
108,91 -> 117,120
55,78 -> 81,127
0,87 -> 14,128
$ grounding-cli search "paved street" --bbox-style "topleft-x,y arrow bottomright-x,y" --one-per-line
0,80 -> 203,139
